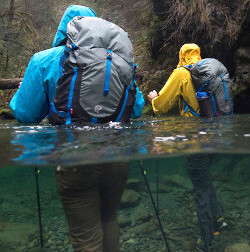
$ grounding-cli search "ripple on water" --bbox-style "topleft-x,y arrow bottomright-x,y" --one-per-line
0,115 -> 250,166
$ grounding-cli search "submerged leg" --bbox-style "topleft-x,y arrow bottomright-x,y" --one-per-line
100,162 -> 129,252
55,166 -> 103,252
186,154 -> 223,249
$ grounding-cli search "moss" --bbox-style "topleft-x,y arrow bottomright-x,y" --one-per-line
0,89 -> 16,110
0,108 -> 14,120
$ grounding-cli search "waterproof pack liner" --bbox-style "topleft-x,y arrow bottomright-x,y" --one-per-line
184,58 -> 233,117
49,17 -> 137,125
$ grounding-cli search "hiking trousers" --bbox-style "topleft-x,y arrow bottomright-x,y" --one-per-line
186,154 -> 223,247
55,162 -> 129,252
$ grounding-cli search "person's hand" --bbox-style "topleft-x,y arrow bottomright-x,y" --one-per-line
18,82 -> 22,88
148,90 -> 158,103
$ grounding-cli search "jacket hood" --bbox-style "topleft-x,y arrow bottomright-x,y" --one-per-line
53,5 -> 96,47
177,43 -> 201,67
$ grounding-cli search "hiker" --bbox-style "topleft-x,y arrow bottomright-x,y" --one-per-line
147,43 -> 233,117
147,44 -> 229,251
10,6 -> 145,124
9,5 -> 145,252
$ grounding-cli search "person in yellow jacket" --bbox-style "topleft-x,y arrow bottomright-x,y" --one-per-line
148,43 -> 202,116
149,43 -> 228,251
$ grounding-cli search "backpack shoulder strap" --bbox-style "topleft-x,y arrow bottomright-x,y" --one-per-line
182,64 -> 193,71
180,96 -> 199,116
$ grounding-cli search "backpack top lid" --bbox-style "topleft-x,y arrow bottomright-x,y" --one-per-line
187,58 -> 232,91
66,16 -> 134,64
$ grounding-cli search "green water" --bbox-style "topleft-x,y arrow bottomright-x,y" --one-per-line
0,115 -> 250,251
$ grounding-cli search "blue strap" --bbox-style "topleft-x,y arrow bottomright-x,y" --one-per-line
50,102 -> 71,118
220,75 -> 229,101
91,117 -> 98,124
59,51 -> 67,76
104,49 -> 112,96
186,64 -> 193,69
210,94 -> 217,117
65,67 -> 78,125
59,43 -> 78,76
196,92 -> 209,99
115,73 -> 136,122
115,86 -> 130,122
180,97 -> 199,116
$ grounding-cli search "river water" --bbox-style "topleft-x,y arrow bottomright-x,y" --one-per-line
0,115 -> 250,251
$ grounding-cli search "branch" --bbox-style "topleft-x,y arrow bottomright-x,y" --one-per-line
0,78 -> 23,89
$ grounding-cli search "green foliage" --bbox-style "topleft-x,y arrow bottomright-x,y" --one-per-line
142,104 -> 153,115
0,0 -> 57,78
0,89 -> 16,111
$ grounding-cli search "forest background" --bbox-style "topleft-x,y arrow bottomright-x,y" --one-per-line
0,0 -> 249,117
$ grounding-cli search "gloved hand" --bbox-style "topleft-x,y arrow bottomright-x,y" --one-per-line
147,90 -> 158,103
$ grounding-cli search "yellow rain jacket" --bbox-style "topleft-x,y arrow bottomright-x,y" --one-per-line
152,44 -> 202,117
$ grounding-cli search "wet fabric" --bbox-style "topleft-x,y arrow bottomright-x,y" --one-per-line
152,44 -> 201,116
186,154 -> 223,248
55,163 -> 129,252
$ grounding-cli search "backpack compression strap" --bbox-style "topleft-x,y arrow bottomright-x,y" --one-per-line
115,64 -> 137,122
49,67 -> 78,125
220,75 -> 229,101
59,43 -> 78,76
210,93 -> 218,117
49,102 -> 71,118
104,49 -> 112,96
65,67 -> 78,125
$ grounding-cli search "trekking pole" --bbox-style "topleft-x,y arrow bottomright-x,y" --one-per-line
139,160 -> 171,252
34,167 -> 43,248
156,159 -> 159,214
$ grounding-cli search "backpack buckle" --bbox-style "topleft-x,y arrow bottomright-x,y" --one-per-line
57,110 -> 66,118
107,50 -> 112,60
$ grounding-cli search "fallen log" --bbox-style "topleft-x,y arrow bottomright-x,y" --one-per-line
0,78 -> 23,90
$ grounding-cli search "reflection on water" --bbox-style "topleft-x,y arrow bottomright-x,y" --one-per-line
0,114 -> 250,166
0,115 -> 250,251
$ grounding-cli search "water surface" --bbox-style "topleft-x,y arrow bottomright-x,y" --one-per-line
0,114 -> 250,166
0,115 -> 250,252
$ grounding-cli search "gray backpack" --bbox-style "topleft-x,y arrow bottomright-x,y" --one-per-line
49,17 -> 137,125
184,58 -> 234,117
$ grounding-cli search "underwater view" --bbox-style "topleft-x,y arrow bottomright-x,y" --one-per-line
0,0 -> 249,251
0,115 -> 250,252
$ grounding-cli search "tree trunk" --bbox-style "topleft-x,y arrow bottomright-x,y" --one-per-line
4,0 -> 16,70
0,78 -> 23,89
8,0 -> 15,28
